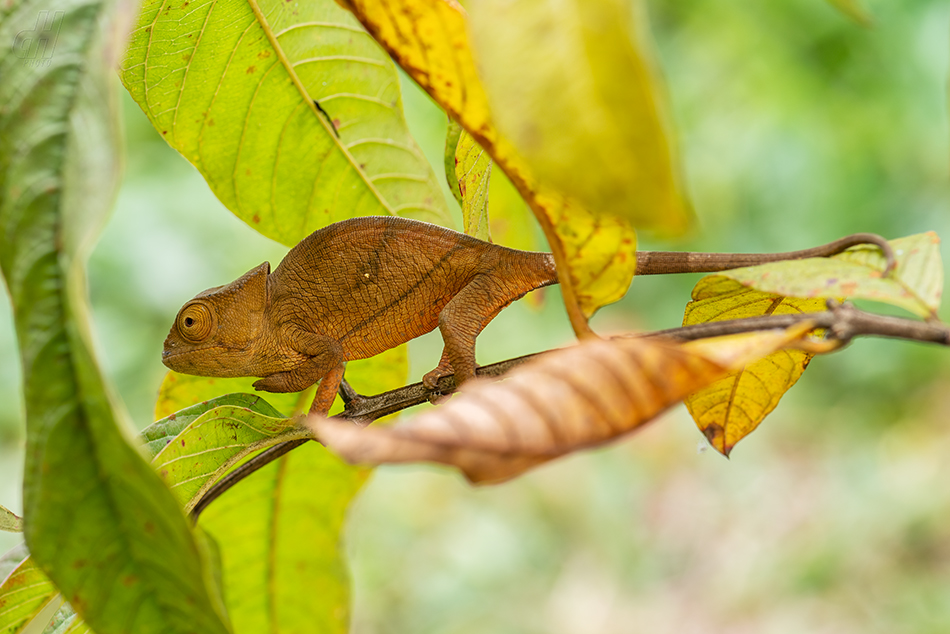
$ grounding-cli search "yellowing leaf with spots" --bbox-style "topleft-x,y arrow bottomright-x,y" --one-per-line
453,128 -> 493,241
339,0 -> 638,330
683,277 -> 827,455
715,233 -> 942,320
120,0 -> 452,246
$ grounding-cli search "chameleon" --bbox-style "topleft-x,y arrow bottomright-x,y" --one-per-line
162,216 -> 558,414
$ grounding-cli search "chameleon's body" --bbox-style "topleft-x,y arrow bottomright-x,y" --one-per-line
163,216 -> 558,413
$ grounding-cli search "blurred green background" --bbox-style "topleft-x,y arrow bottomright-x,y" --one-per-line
4,0 -> 950,632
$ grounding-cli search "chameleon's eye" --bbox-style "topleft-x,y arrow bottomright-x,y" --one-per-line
176,302 -> 215,343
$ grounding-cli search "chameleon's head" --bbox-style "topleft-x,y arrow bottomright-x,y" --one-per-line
162,262 -> 271,377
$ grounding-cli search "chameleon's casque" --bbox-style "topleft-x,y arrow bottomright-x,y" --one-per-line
163,216 -> 558,413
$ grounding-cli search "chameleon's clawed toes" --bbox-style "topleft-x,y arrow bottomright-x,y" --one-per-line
422,370 -> 445,391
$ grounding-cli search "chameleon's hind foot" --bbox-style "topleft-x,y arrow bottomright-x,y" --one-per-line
422,362 -> 454,390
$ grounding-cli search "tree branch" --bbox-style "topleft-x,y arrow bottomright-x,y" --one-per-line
190,302 -> 948,520
635,233 -> 896,276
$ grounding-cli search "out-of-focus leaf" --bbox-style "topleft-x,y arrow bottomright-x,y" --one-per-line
0,506 -> 22,533
144,393 -> 286,457
682,277 -> 827,455
153,406 -> 306,512
120,0 -> 452,247
194,344 -> 404,634
468,0 -> 691,234
487,169 -> 541,253
314,330 -> 810,483
0,554 -> 59,634
339,0 -> 638,328
0,545 -> 28,582
714,233 -> 942,320
41,606 -> 77,634
0,0 -> 231,630
155,373 -> 304,421
827,0 -> 872,26
455,131 -> 492,241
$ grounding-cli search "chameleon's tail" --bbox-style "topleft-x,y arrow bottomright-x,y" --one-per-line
511,251 -> 559,295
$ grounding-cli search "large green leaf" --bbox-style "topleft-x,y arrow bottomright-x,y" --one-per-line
188,346 -> 406,633
0,0 -> 230,630
120,0 -> 452,246
198,445 -> 365,634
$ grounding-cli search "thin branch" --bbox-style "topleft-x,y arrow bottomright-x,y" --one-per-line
190,303 -> 948,520
635,233 -> 896,276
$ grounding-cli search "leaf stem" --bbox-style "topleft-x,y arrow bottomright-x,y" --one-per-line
189,302 -> 946,520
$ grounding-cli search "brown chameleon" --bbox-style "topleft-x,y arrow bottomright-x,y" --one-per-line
162,216 -> 558,414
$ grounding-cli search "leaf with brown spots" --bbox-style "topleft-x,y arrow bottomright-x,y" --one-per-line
709,233 -> 943,320
312,329 -> 810,482
0,553 -> 60,634
682,277 -> 827,455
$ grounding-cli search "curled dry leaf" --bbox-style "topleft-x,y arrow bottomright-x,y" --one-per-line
313,330 -> 809,483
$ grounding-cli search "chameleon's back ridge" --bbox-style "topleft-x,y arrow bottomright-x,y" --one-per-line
164,215 -> 559,414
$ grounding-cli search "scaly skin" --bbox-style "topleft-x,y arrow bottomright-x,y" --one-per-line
162,216 -> 558,413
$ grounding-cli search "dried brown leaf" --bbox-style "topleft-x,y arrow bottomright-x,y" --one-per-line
313,337 -> 730,482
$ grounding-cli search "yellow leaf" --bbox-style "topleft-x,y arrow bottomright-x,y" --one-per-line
455,130 -> 492,241
468,0 -> 692,234
682,277 -> 827,455
339,0 -> 639,332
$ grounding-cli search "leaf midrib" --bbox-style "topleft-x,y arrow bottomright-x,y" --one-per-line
243,0 -> 395,215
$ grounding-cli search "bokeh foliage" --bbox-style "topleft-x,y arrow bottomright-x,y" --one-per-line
0,0 -> 948,633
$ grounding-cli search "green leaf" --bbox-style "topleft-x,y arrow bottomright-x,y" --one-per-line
199,445 -> 365,634
0,0 -> 231,629
120,0 -> 452,246
0,506 -> 22,533
193,343 -> 405,634
153,406 -> 307,512
683,278 -> 826,455
455,131 -> 492,241
142,393 -> 286,458
468,0 -> 692,235
712,233 -> 942,319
